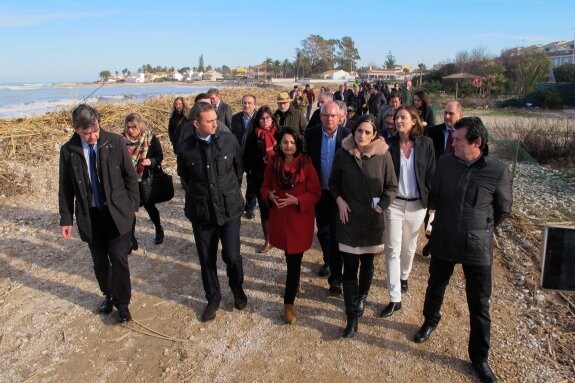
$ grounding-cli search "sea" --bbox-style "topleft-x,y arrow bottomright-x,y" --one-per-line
0,82 -> 213,119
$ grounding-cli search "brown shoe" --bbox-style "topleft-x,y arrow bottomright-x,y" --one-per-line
259,242 -> 272,253
283,304 -> 297,324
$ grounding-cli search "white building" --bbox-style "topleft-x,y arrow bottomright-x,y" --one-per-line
126,72 -> 145,83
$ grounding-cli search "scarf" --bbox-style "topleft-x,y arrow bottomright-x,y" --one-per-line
125,130 -> 151,180
255,125 -> 277,165
273,154 -> 305,190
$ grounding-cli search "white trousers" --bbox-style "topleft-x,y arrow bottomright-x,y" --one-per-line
384,198 -> 426,302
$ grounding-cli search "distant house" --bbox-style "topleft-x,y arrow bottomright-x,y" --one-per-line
233,66 -> 248,78
321,69 -> 353,80
247,63 -> 269,79
190,71 -> 203,81
126,72 -> 145,83
202,70 -> 223,81
167,71 -> 184,81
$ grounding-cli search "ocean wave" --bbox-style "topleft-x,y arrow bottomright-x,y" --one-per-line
0,83 -> 48,91
0,98 -> 93,119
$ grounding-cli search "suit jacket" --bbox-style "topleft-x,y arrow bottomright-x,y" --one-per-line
333,90 -> 347,102
304,124 -> 351,188
426,123 -> 450,162
388,136 -> 435,209
216,101 -> 233,129
59,129 -> 139,243
230,110 -> 255,148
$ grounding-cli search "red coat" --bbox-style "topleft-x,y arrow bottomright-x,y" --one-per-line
260,156 -> 321,254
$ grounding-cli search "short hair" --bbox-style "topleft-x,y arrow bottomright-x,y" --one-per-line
318,91 -> 333,102
189,102 -> 215,122
351,114 -> 378,139
320,100 -> 339,114
72,104 -> 100,129
195,93 -> 210,103
389,91 -> 402,101
242,94 -> 256,104
394,105 -> 424,138
454,116 -> 488,151
275,126 -> 305,158
382,107 -> 395,120
334,100 -> 346,112
206,88 -> 219,97
251,105 -> 278,130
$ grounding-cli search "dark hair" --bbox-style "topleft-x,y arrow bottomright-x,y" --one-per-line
454,116 -> 488,151
413,90 -> 429,111
389,90 -> 402,102
394,105 -> 424,139
207,88 -> 219,96
251,105 -> 278,130
72,104 -> 100,129
189,102 -> 214,122
275,126 -> 305,158
171,96 -> 190,117
194,93 -> 210,103
351,114 -> 378,139
242,94 -> 256,104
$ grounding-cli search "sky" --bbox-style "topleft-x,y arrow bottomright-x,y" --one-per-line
0,0 -> 573,83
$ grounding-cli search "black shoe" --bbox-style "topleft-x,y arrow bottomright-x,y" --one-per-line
244,211 -> 255,219
98,296 -> 113,314
400,279 -> 408,294
472,360 -> 497,383
318,263 -> 330,277
117,306 -> 132,323
131,238 -> 139,252
201,302 -> 219,322
329,283 -> 342,295
413,322 -> 436,343
342,316 -> 359,338
422,243 -> 430,257
232,286 -> 247,310
154,226 -> 164,245
380,302 -> 402,318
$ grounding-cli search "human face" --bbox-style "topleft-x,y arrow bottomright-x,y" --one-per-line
390,96 -> 401,109
338,108 -> 346,124
277,101 -> 290,112
395,109 -> 416,136
193,109 -> 218,138
413,95 -> 422,109
385,116 -> 395,131
453,127 -> 481,161
125,120 -> 141,140
209,94 -> 220,106
259,113 -> 273,130
242,96 -> 255,115
175,99 -> 183,113
320,102 -> 340,135
76,121 -> 100,145
443,102 -> 463,128
354,122 -> 375,150
280,133 -> 296,158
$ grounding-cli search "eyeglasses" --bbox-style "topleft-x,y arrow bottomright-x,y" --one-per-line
321,113 -> 339,118
260,116 -> 272,120
126,124 -> 139,130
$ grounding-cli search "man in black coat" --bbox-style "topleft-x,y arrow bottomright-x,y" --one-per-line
230,94 -> 258,218
59,104 -> 139,323
413,117 -> 512,383
304,101 -> 350,294
177,102 -> 247,322
208,88 -> 233,129
425,101 -> 463,161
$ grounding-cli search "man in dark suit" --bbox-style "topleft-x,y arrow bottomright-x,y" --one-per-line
208,88 -> 233,128
59,104 -> 140,323
305,101 -> 351,294
230,94 -> 258,219
306,91 -> 333,130
414,117 -> 512,383
333,84 -> 347,103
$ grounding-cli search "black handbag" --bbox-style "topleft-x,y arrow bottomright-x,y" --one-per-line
140,164 -> 174,205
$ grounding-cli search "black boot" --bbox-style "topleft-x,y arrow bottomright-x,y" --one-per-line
342,280 -> 359,338
357,258 -> 374,317
154,225 -> 164,245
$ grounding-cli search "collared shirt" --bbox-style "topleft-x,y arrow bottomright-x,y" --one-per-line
320,127 -> 338,189
80,139 -> 100,207
242,112 -> 254,129
197,133 -> 213,144
398,147 -> 419,199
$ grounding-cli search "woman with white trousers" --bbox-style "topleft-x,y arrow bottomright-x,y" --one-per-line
381,105 -> 435,318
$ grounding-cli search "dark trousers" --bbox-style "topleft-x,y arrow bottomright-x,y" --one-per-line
341,252 -> 375,316
284,253 -> 303,304
315,190 -> 342,285
422,256 -> 492,363
244,172 -> 257,213
88,207 -> 132,307
132,202 -> 161,241
192,217 -> 244,304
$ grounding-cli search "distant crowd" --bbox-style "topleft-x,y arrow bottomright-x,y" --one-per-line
58,83 -> 512,383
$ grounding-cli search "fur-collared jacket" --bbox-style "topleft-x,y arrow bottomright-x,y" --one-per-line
329,135 -> 398,248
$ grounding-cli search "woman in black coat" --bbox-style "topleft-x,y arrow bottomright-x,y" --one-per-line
413,90 -> 435,130
124,113 -> 165,250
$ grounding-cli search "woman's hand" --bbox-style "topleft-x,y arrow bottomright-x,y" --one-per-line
336,196 -> 351,224
374,206 -> 383,214
140,159 -> 151,167
269,190 -> 279,207
276,193 -> 298,209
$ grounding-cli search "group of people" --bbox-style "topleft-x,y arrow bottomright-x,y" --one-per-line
59,84 -> 512,383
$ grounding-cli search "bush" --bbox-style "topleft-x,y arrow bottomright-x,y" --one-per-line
540,89 -> 563,109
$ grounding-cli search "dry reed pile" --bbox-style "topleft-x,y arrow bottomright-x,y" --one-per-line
0,87 -> 282,197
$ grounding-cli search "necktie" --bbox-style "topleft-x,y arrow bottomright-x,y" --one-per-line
89,144 -> 104,208
446,129 -> 454,153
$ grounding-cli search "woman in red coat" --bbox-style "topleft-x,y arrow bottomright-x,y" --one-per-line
261,126 -> 321,325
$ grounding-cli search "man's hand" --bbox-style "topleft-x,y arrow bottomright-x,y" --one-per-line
61,225 -> 72,239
